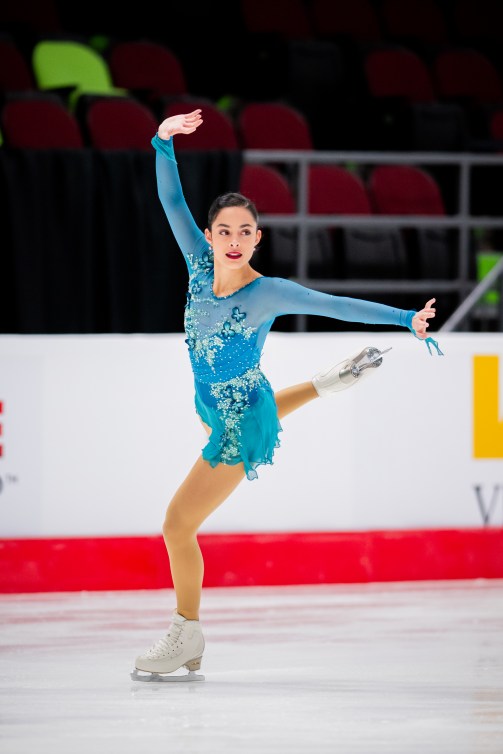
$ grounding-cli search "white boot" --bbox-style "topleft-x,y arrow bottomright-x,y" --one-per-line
133,611 -> 205,679
312,346 -> 391,397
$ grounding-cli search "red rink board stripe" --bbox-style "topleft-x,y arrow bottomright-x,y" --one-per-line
1,528 -> 503,593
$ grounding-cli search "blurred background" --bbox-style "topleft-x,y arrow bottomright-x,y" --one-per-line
1,0 -> 503,337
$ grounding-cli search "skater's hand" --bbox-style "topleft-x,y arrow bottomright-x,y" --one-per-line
157,109 -> 203,141
411,298 -> 436,339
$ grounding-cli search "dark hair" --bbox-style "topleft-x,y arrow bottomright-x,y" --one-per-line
207,192 -> 259,228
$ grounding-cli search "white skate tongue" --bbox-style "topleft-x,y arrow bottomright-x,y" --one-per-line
147,615 -> 185,657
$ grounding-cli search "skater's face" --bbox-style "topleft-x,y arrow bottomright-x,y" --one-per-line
205,207 -> 261,272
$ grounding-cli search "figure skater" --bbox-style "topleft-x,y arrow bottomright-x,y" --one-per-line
132,109 -> 440,682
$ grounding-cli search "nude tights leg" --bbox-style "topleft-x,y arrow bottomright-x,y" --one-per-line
164,381 -> 319,620
274,381 -> 319,419
163,456 -> 245,620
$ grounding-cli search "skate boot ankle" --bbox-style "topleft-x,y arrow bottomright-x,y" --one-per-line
132,611 -> 205,681
312,346 -> 392,397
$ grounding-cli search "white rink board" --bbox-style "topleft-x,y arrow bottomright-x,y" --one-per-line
0,332 -> 502,537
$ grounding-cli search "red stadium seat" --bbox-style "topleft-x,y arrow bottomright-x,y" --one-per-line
308,166 -> 371,215
362,45 -> 468,150
236,101 -> 314,150
367,164 -> 453,279
0,36 -> 36,93
367,165 -> 445,215
380,0 -> 449,47
433,48 -> 503,104
107,40 -> 188,107
364,47 -> 436,104
240,0 -> 312,39
239,164 -> 296,215
1,94 -> 83,148
85,96 -> 158,150
310,0 -> 381,43
161,99 -> 238,150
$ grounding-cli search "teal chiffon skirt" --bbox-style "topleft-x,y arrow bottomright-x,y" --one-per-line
194,366 -> 282,480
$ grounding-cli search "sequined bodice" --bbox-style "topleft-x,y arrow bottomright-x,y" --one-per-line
184,250 -> 265,384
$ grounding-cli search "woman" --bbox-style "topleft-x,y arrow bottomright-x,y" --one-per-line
133,109 -> 440,680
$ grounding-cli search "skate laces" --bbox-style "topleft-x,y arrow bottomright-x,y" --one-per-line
145,622 -> 183,658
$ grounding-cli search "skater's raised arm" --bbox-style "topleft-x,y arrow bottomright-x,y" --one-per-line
261,278 -> 441,352
152,109 -> 209,274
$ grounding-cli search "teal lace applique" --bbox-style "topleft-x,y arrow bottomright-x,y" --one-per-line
185,335 -> 196,351
190,280 -> 203,295
210,367 -> 263,462
187,247 -> 214,275
231,306 -> 246,323
218,307 -> 253,345
199,249 -> 214,272
223,384 -> 247,414
221,321 -> 236,339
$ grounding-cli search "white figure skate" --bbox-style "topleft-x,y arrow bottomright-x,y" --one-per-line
131,611 -> 205,683
312,346 -> 392,397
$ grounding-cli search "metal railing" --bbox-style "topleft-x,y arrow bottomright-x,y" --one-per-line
440,255 -> 503,331
244,149 -> 503,331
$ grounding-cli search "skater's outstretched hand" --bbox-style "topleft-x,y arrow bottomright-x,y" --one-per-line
157,109 -> 203,141
411,298 -> 436,339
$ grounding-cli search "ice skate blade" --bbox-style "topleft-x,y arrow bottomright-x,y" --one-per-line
130,668 -> 205,683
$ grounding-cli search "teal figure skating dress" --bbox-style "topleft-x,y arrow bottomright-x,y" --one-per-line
152,134 -> 438,480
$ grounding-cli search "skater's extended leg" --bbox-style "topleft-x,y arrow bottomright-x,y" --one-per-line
163,456 -> 246,620
274,346 -> 392,414
275,382 -> 319,419
312,345 -> 392,397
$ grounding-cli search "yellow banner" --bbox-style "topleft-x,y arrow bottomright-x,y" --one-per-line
473,355 -> 503,458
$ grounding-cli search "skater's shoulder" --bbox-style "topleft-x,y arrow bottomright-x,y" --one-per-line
256,275 -> 292,289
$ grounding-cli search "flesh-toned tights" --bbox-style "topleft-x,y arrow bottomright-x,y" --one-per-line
162,381 -> 319,620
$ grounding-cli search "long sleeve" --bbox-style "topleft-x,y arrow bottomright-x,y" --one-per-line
151,134 -> 208,274
261,277 -> 416,330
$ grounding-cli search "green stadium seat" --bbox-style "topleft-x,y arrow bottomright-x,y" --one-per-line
32,39 -> 127,110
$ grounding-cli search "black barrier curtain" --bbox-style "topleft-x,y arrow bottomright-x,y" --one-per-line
0,148 -> 243,334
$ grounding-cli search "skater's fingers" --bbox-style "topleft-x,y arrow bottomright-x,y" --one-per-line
411,309 -> 434,336
417,313 -> 435,323
413,312 -> 429,323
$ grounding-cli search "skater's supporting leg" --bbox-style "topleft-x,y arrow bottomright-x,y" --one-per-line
163,456 -> 246,620
166,382 -> 319,621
